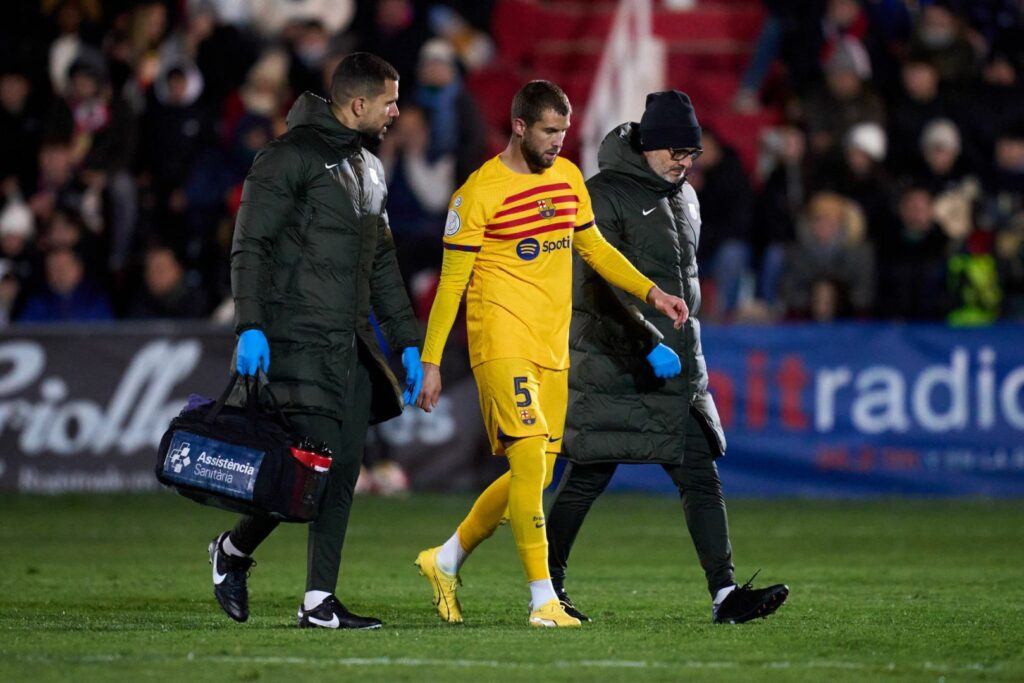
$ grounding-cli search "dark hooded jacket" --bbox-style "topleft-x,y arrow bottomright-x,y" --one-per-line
230,92 -> 421,423
564,123 -> 726,465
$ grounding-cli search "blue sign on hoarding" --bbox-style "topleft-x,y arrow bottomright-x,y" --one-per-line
609,324 -> 1024,497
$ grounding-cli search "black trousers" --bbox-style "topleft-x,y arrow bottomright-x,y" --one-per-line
229,355 -> 372,593
547,409 -> 735,596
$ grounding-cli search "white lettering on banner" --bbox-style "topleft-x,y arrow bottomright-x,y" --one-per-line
851,367 -> 909,434
1002,366 -> 1024,429
0,339 -> 202,455
911,349 -> 968,431
18,465 -> 160,493
815,367 -> 852,432
815,346 -> 1024,434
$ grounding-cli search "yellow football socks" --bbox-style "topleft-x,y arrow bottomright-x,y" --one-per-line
504,435 -> 552,582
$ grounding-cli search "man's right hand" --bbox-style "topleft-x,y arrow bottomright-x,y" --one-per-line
236,329 -> 270,376
416,362 -> 442,412
647,286 -> 689,329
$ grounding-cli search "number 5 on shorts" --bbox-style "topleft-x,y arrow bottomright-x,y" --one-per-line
514,376 -> 532,407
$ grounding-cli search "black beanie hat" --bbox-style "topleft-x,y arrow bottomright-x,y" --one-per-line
639,90 -> 701,151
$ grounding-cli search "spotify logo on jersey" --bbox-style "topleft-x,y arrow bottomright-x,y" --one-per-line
516,238 -> 540,260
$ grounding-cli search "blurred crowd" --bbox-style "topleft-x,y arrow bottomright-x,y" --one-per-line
0,0 -> 491,325
0,0 -> 1022,327
712,0 -> 1024,324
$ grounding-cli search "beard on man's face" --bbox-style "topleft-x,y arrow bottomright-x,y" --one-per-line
521,136 -> 556,171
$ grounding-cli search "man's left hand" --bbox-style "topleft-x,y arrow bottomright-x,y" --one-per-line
401,347 -> 423,405
647,286 -> 689,329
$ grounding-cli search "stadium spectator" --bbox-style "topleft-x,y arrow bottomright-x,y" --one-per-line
347,0 -> 431,92
0,68 -> 44,195
908,2 -> 980,89
38,208 -> 104,282
780,191 -> 874,318
957,38 -> 1024,167
46,48 -> 137,272
414,37 -> 486,185
801,37 -> 885,159
18,246 -> 112,322
0,198 -> 39,320
875,185 -> 954,320
688,128 -> 753,319
127,244 -> 208,319
544,89 -> 789,626
886,52 -> 955,176
816,122 -> 895,241
913,117 -> 972,194
754,125 -> 811,307
377,105 -> 453,279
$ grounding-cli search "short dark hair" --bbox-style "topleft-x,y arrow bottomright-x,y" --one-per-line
330,52 -> 399,103
511,80 -> 571,127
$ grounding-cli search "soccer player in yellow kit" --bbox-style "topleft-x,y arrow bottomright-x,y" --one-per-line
413,81 -> 687,627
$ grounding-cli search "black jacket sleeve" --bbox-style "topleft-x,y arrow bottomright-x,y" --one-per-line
369,208 -> 422,353
230,140 -> 305,334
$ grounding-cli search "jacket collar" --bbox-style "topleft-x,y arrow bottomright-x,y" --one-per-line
286,91 -> 362,155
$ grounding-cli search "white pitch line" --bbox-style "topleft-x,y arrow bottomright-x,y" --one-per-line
12,653 -> 1005,674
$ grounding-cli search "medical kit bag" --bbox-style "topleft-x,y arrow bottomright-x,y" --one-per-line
155,372 -> 333,522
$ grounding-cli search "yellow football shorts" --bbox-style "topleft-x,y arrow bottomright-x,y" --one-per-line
472,357 -> 567,456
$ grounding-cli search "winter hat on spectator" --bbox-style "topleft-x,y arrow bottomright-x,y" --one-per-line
845,122 -> 887,162
640,90 -> 701,151
0,201 -> 35,240
67,46 -> 109,86
921,118 -> 961,154
419,38 -> 457,66
824,37 -> 872,80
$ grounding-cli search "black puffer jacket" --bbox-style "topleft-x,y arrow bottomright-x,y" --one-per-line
564,123 -> 726,465
231,92 -> 420,423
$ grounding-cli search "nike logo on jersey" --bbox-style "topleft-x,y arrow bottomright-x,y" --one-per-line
548,436 -> 561,443
642,207 -> 656,216
325,163 -> 339,170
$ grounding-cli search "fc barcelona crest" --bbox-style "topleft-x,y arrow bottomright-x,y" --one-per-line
537,198 -> 556,219
520,409 -> 537,425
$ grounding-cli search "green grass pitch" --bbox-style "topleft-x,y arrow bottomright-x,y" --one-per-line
2,492 -> 1023,682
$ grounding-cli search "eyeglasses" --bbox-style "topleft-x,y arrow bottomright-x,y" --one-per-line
668,147 -> 703,161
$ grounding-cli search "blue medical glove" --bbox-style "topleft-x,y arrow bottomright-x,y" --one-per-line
236,329 -> 270,376
401,347 -> 423,405
646,343 -> 681,379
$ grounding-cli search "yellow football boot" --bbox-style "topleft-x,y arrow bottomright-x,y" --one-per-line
528,598 -> 582,628
414,547 -> 463,624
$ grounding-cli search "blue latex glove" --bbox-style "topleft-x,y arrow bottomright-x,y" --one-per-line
401,347 -> 423,405
646,343 -> 682,379
236,329 -> 270,376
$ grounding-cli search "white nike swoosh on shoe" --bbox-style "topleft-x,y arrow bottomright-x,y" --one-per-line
642,207 -> 656,216
211,548 -> 227,585
306,614 -> 340,628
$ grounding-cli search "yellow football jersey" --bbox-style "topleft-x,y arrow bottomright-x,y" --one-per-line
440,155 -> 595,369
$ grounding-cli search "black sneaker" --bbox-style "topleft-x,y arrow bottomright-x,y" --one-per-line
712,571 -> 789,624
208,531 -> 255,623
297,595 -> 383,630
555,588 -> 591,623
